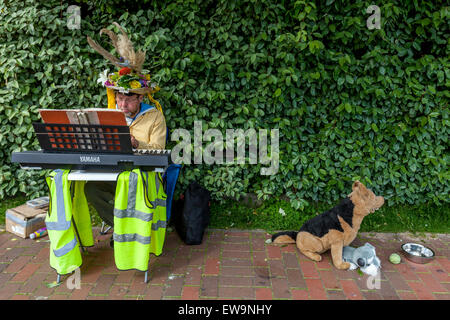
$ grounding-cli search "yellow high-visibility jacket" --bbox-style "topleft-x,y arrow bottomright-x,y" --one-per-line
45,169 -> 93,275
113,169 -> 167,271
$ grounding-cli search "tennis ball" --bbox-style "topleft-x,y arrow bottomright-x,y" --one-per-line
389,253 -> 401,264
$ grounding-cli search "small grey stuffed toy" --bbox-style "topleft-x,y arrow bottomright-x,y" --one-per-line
343,243 -> 381,276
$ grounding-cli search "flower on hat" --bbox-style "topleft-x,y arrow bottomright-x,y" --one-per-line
119,67 -> 131,75
90,38 -> 156,93
97,69 -> 109,86
103,69 -> 153,92
130,80 -> 141,89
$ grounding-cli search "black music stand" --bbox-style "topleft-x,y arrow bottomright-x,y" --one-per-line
33,122 -> 133,154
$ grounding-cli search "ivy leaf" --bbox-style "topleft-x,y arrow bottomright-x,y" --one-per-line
371,123 -> 379,132
344,103 -> 352,113
308,40 -> 324,54
274,88 -> 282,97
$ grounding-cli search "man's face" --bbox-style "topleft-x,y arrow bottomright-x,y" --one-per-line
116,93 -> 143,118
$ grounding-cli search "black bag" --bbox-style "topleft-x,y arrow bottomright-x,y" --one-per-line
173,181 -> 211,245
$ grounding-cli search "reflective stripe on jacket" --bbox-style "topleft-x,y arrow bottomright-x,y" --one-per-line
113,169 -> 167,271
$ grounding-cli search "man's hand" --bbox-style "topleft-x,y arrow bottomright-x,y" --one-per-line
130,134 -> 139,149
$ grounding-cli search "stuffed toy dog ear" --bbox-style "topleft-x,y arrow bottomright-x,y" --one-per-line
349,181 -> 385,215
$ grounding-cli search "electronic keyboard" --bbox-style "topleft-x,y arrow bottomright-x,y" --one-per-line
11,149 -> 172,171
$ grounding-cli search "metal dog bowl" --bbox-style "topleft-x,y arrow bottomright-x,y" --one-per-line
401,243 -> 435,264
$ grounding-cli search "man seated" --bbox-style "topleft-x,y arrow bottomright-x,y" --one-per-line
116,91 -> 166,150
85,91 -> 166,239
86,23 -> 166,246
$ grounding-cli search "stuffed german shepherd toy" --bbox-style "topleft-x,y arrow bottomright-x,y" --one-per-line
272,181 -> 384,270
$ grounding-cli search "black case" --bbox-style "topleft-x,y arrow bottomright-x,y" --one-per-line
173,181 -> 211,245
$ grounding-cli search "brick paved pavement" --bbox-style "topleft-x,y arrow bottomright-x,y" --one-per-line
0,227 -> 449,300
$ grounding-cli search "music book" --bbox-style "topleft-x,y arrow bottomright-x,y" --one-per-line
39,108 -> 127,126
36,109 -> 130,152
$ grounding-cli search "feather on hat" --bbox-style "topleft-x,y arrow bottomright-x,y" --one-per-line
87,22 -> 159,96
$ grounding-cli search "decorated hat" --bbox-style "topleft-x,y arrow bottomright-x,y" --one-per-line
87,22 -> 162,112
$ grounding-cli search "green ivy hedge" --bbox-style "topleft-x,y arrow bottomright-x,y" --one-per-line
0,0 -> 448,210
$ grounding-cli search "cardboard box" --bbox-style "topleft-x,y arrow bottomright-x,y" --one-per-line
5,204 -> 47,238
